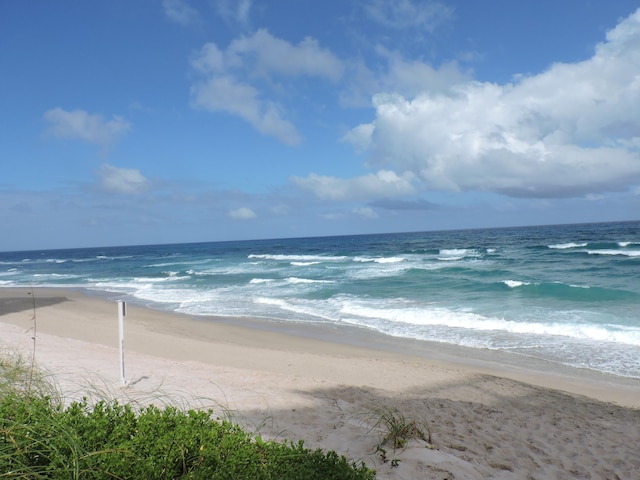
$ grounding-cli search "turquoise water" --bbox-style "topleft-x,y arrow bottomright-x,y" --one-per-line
1,221 -> 639,378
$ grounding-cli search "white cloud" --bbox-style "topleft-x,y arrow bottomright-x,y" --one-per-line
339,47 -> 470,107
374,46 -> 470,98
214,0 -> 253,27
229,207 -> 256,219
228,29 -> 344,81
353,207 -> 378,219
269,204 -> 290,215
371,198 -> 436,210
342,123 -> 375,152
190,30 -> 343,145
344,8 -> 640,199
162,0 -> 200,27
291,170 -> 416,200
236,0 -> 252,25
43,108 -> 130,147
363,0 -> 453,31
99,164 -> 150,194
192,43 -> 225,73
191,75 -> 301,145
321,211 -> 346,220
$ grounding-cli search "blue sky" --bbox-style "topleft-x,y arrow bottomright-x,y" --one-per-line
1,1 -> 639,250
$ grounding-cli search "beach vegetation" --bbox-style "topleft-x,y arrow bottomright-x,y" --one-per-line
0,350 -> 61,403
0,354 -> 376,480
368,406 -> 432,450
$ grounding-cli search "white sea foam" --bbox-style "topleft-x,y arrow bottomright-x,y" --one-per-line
345,262 -> 410,280
352,257 -> 374,263
130,287 -> 220,312
285,277 -> 333,285
438,248 -> 468,257
252,296 -> 344,323
185,263 -> 265,276
254,297 -> 288,307
353,256 -> 405,264
375,256 -> 405,264
617,242 -> 640,247
146,262 -> 186,268
548,242 -> 588,249
129,275 -> 187,283
586,249 -> 640,257
249,278 -> 274,284
248,253 -> 347,262
32,273 -> 81,280
503,279 -> 590,290
339,301 -> 640,346
566,283 -> 590,289
437,248 -> 481,261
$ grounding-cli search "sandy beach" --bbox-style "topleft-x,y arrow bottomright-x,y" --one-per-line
1,287 -> 639,479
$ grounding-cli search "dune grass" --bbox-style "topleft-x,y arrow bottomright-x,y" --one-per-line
363,405 -> 434,469
0,352 -> 376,480
371,406 -> 432,450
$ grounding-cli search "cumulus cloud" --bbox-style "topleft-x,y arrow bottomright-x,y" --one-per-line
99,164 -> 150,194
375,47 -> 470,97
190,29 -> 343,145
320,207 -> 379,221
191,74 -> 301,144
339,47 -> 471,108
162,0 -> 200,27
227,29 -> 344,81
343,8 -> 640,199
353,207 -> 378,219
229,207 -> 256,219
43,108 -> 130,147
342,124 -> 375,153
370,198 -> 436,211
363,0 -> 453,31
214,0 -> 252,27
291,170 -> 416,200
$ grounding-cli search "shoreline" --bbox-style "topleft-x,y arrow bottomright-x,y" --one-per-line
2,286 -> 638,408
2,286 -> 640,478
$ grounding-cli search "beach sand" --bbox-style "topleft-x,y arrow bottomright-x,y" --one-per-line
1,288 -> 639,479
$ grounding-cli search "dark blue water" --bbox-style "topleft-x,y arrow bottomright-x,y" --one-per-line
2,221 -> 639,377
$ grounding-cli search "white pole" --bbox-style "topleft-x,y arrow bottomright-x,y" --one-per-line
118,300 -> 126,386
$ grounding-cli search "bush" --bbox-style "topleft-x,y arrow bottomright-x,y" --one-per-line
0,393 -> 375,479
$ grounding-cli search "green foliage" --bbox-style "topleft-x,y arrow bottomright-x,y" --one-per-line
0,355 -> 376,480
369,406 -> 431,450
0,350 -> 60,402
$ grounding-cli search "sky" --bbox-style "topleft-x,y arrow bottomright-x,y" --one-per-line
1,1 -> 639,251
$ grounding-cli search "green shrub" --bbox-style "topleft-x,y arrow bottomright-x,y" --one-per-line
1,390 -> 375,479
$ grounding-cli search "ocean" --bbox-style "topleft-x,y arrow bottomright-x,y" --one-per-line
1,221 -> 639,378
